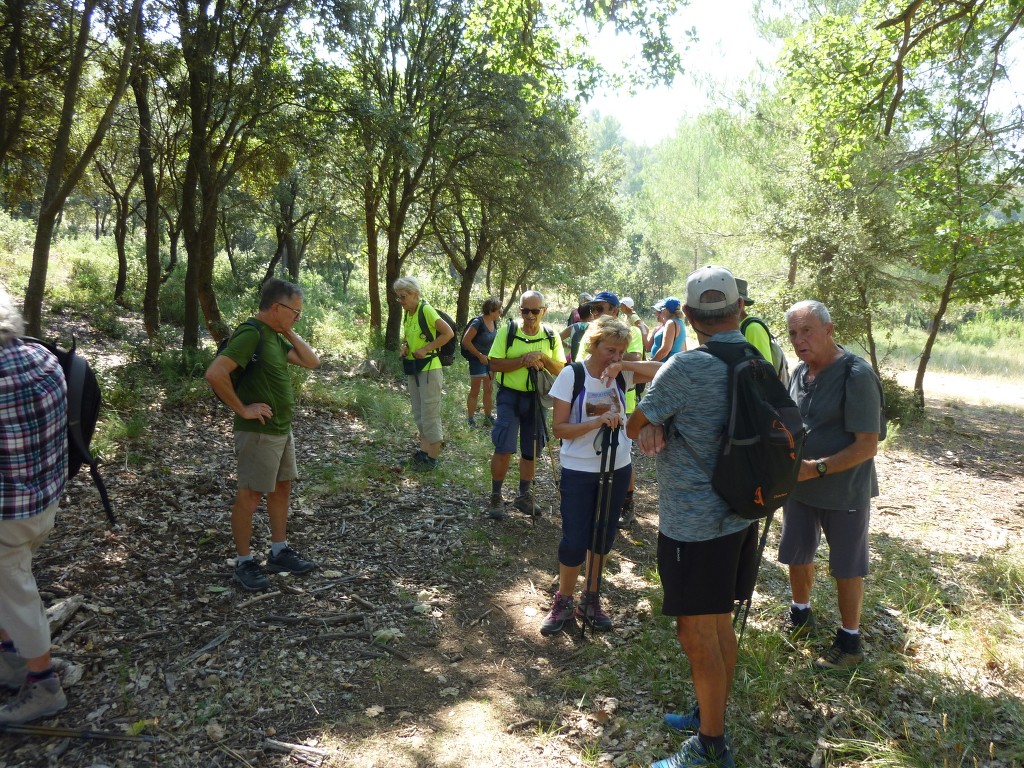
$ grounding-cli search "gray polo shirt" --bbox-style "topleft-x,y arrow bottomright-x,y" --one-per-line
789,350 -> 882,510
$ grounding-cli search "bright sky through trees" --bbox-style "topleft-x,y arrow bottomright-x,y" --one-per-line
585,0 -> 780,145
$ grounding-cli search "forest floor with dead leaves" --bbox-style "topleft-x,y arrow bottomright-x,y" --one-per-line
2,323 -> 1023,768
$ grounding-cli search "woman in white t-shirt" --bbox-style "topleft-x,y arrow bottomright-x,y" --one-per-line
540,315 -> 658,635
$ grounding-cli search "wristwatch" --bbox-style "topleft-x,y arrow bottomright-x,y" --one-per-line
815,460 -> 828,478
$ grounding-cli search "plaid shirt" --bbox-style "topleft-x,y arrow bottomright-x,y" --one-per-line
0,339 -> 68,520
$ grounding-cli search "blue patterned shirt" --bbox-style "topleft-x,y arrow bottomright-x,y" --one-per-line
0,339 -> 68,519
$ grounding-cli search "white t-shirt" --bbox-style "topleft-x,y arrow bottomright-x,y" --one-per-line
549,360 -> 634,473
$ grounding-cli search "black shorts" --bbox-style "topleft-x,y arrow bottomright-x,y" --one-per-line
658,524 -> 758,616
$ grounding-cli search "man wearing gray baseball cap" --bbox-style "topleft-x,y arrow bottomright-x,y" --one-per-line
627,265 -> 754,768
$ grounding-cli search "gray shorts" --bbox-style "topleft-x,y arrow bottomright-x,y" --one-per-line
777,498 -> 870,579
235,431 -> 298,494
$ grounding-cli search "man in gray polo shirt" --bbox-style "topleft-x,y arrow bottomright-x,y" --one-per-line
779,299 -> 883,669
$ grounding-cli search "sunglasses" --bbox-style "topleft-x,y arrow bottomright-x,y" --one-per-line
276,302 -> 302,320
519,307 -> 545,316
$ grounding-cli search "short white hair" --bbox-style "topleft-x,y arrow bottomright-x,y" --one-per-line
392,276 -> 421,295
521,289 -> 544,305
786,300 -> 831,325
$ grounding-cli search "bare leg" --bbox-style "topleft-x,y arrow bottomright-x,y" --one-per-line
266,480 -> 291,544
231,488 -> 264,556
491,452 -> 512,482
836,576 -> 864,630
676,613 -> 736,738
789,563 -> 815,604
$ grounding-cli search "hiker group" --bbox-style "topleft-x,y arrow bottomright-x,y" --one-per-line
381,267 -> 882,768
0,267 -> 884,768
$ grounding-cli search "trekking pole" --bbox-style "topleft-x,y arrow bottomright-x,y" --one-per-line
530,381 -> 541,528
581,425 -> 615,639
732,510 -> 775,646
0,722 -> 159,742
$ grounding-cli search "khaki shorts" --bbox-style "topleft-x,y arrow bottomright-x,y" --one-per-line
235,431 -> 298,494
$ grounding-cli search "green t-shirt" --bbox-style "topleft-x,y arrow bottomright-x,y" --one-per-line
402,301 -> 443,373
221,319 -> 295,435
490,320 -> 564,391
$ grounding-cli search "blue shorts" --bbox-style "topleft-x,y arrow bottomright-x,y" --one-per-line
491,387 -> 545,457
468,357 -> 491,377
557,465 -> 631,566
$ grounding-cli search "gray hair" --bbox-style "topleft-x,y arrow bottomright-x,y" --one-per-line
392,276 -> 422,295
259,279 -> 304,311
521,289 -> 544,305
688,291 -> 740,323
786,300 -> 831,325
0,284 -> 25,344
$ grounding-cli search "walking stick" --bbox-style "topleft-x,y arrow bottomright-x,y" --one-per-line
581,425 -> 619,638
732,510 -> 774,646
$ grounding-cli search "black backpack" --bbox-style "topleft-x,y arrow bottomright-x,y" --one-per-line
215,320 -> 264,400
459,315 -> 482,361
674,341 -> 806,520
21,336 -> 115,526
417,304 -> 458,367
740,316 -> 791,387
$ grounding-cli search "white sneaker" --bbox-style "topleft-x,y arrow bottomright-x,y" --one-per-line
0,677 -> 67,724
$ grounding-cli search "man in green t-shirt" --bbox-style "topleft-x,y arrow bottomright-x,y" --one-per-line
486,290 -> 565,519
205,279 -> 321,592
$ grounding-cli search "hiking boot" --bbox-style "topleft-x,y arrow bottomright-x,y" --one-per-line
0,677 -> 67,724
483,414 -> 495,427
0,652 -> 26,691
233,559 -> 269,592
540,592 -> 575,636
619,492 -> 636,527
816,628 -> 865,669
513,491 -> 539,517
467,416 -> 477,427
664,705 -> 701,733
267,546 -> 315,575
651,734 -> 735,768
486,494 -> 505,520
408,449 -> 428,467
788,605 -> 815,639
575,591 -> 612,631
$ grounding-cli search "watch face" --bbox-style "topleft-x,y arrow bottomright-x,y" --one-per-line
816,461 -> 828,476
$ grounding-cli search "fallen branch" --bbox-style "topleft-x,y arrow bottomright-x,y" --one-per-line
184,630 -> 233,665
46,595 -> 84,635
236,591 -> 281,610
263,738 -> 330,756
0,722 -> 158,743
287,631 -> 371,647
335,584 -> 377,610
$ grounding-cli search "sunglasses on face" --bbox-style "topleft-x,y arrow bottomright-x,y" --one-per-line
520,307 -> 544,316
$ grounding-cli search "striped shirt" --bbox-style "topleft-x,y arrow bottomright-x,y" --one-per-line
0,339 -> 68,520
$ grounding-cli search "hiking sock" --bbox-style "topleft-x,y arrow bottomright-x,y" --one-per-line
235,554 -> 254,565
271,542 -> 288,557
841,627 -> 860,637
26,667 -> 56,684
698,732 -> 728,757
491,480 -> 503,497
792,601 -> 810,611
518,480 -> 532,496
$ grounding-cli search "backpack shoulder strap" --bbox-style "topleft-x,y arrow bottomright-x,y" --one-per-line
543,323 -> 556,353
740,315 -> 773,340
417,301 -> 435,342
570,362 -> 586,408
504,318 -> 517,354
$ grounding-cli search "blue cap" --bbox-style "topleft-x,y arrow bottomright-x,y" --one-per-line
591,291 -> 620,308
663,297 -> 681,313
